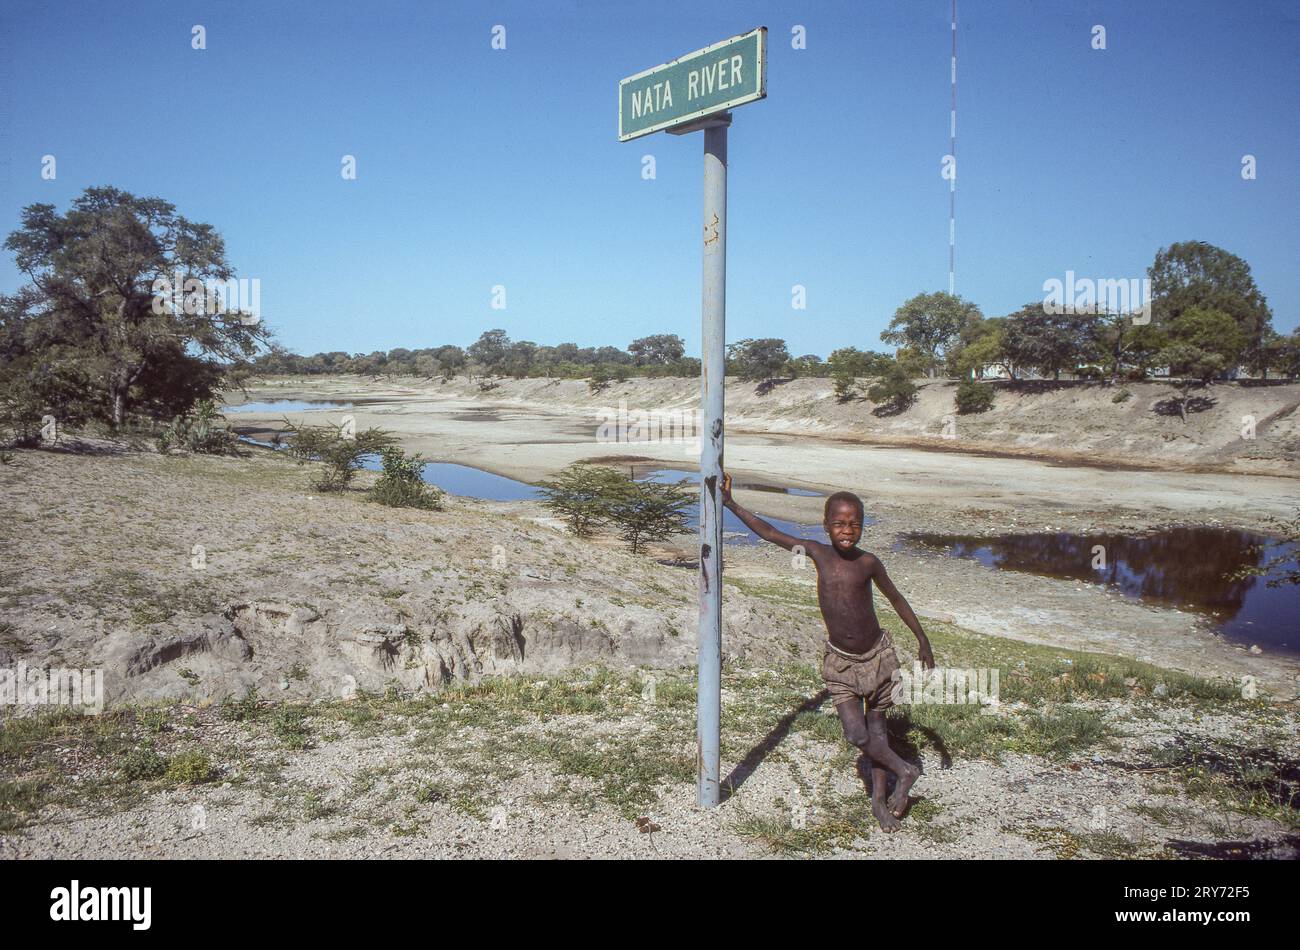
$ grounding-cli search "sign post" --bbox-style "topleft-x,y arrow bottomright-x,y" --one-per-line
619,28 -> 766,808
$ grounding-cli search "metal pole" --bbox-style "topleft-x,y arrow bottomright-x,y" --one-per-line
697,117 -> 727,808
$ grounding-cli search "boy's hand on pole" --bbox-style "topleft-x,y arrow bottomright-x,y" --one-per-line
720,471 -> 733,507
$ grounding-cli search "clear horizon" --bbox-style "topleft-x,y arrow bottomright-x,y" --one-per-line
2,0 -> 1296,359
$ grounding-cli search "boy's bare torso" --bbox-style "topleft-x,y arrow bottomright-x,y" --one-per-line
805,541 -> 886,654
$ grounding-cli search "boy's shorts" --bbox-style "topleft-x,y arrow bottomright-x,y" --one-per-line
821,631 -> 900,710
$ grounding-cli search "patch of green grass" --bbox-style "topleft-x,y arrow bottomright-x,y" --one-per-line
119,745 -> 168,781
1012,824 -> 1083,858
316,824 -> 367,842
164,750 -> 215,786
733,793 -> 875,855
0,779 -> 45,832
1144,734 -> 1299,829
270,705 -> 313,750
906,796 -> 963,844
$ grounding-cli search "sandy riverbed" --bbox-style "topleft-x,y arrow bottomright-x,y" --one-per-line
222,374 -> 1300,697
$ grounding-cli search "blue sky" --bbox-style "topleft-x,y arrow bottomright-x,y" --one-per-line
1,0 -> 1297,358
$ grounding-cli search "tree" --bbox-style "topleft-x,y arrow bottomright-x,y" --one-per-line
866,363 -> 919,414
604,476 -> 692,554
433,345 -> 466,380
1095,310 -> 1167,382
828,347 -> 890,378
954,377 -> 995,414
629,334 -> 685,366
1001,303 -> 1102,380
1154,306 -> 1248,424
952,318 -> 1013,380
832,369 -> 857,403
504,340 -> 537,377
785,354 -> 824,378
1276,330 -> 1300,379
727,338 -> 790,384
536,464 -> 627,536
880,292 -> 981,378
2,186 -> 269,428
1149,242 -> 1272,357
468,329 -> 510,373
281,418 -> 396,492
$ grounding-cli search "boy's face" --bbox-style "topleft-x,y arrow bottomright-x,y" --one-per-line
825,500 -> 863,552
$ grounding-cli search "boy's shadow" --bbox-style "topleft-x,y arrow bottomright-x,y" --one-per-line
720,694 -> 952,804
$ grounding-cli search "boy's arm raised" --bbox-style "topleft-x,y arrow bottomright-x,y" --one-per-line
867,553 -> 935,669
720,472 -> 808,552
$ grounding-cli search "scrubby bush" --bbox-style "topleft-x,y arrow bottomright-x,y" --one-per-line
831,369 -> 857,403
537,464 -> 627,536
537,463 -> 690,552
604,477 -> 692,554
954,378 -> 995,414
866,364 -> 919,414
282,418 -> 395,492
368,445 -> 444,510
1111,388 -> 1132,404
120,746 -> 167,781
156,399 -> 238,454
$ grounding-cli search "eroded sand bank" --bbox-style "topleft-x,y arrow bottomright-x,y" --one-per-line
223,375 -> 1300,697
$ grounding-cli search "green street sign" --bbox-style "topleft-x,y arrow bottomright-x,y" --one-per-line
618,27 -> 767,142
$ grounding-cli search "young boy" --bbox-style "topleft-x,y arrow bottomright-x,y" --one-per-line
720,472 -> 935,832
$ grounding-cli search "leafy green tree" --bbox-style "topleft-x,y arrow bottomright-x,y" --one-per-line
828,347 -> 891,378
726,338 -> 790,384
785,354 -> 824,378
832,369 -> 857,402
1149,241 -> 1273,359
1001,303 -> 1102,380
2,186 -> 269,428
281,418 -> 395,492
629,334 -> 685,365
1276,330 -> 1300,379
468,329 -> 510,374
604,476 -> 692,554
952,318 -> 1012,379
536,464 -> 627,536
1154,306 -> 1248,422
433,345 -> 466,380
894,347 -> 932,378
1095,311 -> 1167,382
881,292 -> 981,377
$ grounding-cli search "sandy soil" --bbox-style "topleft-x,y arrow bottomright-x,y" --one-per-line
1,374 -> 1296,860
222,374 -> 1300,697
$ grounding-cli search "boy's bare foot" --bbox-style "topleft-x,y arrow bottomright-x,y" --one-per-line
872,798 -> 902,832
888,764 -> 920,818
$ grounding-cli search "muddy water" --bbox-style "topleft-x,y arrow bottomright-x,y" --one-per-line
901,527 -> 1300,655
